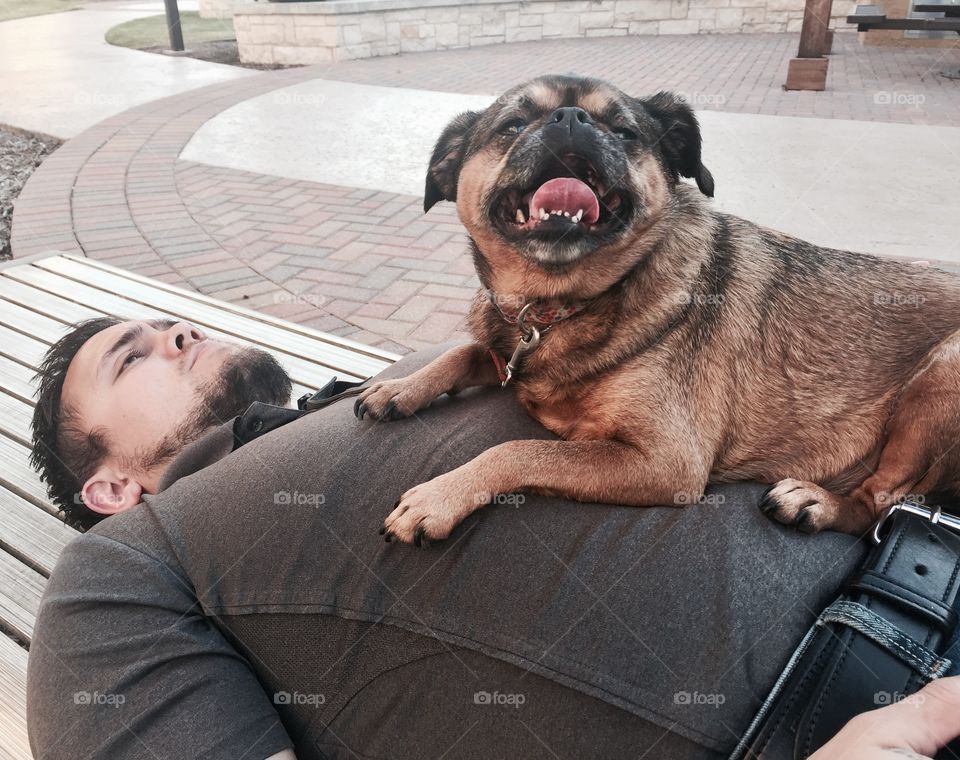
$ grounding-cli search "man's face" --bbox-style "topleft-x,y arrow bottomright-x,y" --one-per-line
62,318 -> 291,501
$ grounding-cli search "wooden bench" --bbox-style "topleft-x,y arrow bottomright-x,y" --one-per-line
0,252 -> 398,758
847,3 -> 960,32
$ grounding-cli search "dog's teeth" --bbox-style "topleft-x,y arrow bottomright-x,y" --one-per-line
540,210 -> 549,221
563,211 -> 570,217
573,209 -> 583,223
515,208 -> 526,224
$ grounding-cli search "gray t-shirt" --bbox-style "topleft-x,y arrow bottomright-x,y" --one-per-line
27,344 -> 865,759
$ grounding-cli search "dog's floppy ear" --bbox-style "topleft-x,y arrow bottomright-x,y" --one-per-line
424,111 -> 481,212
636,92 -> 714,198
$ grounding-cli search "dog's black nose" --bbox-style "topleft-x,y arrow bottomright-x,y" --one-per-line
547,107 -> 593,132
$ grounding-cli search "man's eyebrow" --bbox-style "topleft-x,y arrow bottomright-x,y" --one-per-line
97,319 -> 180,380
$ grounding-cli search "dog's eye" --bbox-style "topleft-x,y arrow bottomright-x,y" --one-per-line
613,127 -> 638,141
499,119 -> 526,136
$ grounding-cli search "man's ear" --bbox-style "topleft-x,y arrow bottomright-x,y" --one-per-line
81,464 -> 144,516
636,92 -> 715,197
424,110 -> 481,212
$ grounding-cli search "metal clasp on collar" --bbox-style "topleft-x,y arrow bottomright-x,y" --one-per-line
502,303 -> 541,387
871,501 -> 960,545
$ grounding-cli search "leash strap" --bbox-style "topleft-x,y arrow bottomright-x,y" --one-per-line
732,505 -> 960,759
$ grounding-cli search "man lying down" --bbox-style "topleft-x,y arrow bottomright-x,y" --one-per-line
26,318 -> 960,760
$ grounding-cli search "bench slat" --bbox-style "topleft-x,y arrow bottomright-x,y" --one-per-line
67,253 -> 399,364
0,394 -> 31,447
0,489 -> 74,577
0,634 -> 30,760
0,359 -> 34,406
39,256 -> 393,378
0,551 -> 45,644
4,265 -> 362,387
0,435 -> 56,515
0,323 -> 48,372
0,275 -> 104,325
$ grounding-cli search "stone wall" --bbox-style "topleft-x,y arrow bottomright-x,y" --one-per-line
199,0 -> 239,20
234,0 -> 854,65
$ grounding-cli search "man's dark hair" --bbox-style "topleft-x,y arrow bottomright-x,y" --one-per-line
30,317 -> 121,531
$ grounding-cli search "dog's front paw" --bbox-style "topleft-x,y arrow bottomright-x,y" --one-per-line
381,473 -> 483,546
354,377 -> 435,422
760,478 -> 840,533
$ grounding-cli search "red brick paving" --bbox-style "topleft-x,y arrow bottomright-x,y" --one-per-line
11,32 -> 960,354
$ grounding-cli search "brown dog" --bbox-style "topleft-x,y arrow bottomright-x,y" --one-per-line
355,74 -> 960,546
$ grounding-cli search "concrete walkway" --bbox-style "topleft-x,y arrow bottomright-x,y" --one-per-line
10,31 -> 960,353
0,1 -> 251,138
183,79 -> 960,262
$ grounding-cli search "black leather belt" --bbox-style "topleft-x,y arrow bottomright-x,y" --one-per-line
732,503 -> 960,759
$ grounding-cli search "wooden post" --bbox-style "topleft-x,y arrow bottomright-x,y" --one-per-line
785,0 -> 834,90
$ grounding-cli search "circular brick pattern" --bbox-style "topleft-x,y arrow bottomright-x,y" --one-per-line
12,33 -> 959,352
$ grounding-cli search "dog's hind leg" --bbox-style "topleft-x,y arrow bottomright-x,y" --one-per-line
764,330 -> 960,536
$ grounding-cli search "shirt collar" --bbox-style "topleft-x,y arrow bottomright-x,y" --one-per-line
157,402 -> 308,492
156,376 -> 367,492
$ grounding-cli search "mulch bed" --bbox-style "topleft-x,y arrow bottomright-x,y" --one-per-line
0,125 -> 62,260
144,40 -> 298,71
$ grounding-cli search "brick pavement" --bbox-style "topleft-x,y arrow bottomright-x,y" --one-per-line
11,32 -> 959,353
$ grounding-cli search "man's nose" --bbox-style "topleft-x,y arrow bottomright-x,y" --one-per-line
160,322 -> 205,358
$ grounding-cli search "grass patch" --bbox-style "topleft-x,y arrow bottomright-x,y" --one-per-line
0,0 -> 77,23
105,12 -> 235,50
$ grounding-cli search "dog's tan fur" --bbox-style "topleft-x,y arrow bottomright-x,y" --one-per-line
357,75 -> 960,545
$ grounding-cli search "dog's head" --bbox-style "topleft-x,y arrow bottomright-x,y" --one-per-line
425,75 -> 714,276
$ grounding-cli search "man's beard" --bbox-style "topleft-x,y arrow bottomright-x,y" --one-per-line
139,346 -> 292,471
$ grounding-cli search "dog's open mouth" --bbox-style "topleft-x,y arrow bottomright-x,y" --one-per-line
495,154 -> 628,235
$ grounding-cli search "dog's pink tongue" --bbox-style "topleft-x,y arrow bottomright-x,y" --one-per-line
530,178 -> 600,224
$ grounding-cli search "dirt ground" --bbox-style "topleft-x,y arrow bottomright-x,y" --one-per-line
0,125 -> 62,260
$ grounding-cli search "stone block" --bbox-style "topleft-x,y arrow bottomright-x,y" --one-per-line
341,23 -> 363,44
628,19 -> 660,33
435,21 -> 460,45
424,6 -> 459,22
337,42 -> 372,59
273,44 -> 334,64
586,26 -> 626,35
237,41 -> 273,64
370,41 -> 401,55
714,6 -> 744,26
400,35 -> 438,51
248,24 -> 285,45
482,16 -> 506,34
743,21 -> 784,31
579,9 -> 615,28
659,17 -> 700,31
542,11 -> 582,35
688,7 -> 718,19
766,0 -> 803,9
359,15 -> 387,42
506,25 -> 544,40
295,22 -> 337,46
470,33 -> 507,45
615,0 -> 675,19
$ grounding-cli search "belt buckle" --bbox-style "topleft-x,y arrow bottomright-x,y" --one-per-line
871,501 -> 960,545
